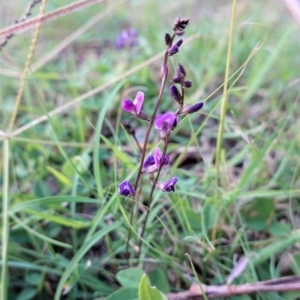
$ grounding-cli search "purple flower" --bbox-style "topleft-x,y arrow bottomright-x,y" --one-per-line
143,153 -> 155,172
122,91 -> 148,120
168,45 -> 179,56
162,177 -> 178,192
143,147 -> 169,174
116,28 -> 138,50
155,112 -> 178,135
119,180 -> 134,196
182,80 -> 192,89
180,102 -> 204,115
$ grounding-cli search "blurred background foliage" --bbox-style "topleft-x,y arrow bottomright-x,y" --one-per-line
0,0 -> 300,299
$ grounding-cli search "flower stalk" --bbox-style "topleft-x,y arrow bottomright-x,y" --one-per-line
118,16 -> 204,263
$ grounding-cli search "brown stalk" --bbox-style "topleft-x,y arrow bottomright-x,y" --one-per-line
0,0 -> 104,38
167,276 -> 300,299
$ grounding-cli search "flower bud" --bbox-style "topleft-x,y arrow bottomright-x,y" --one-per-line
175,39 -> 183,47
164,33 -> 172,46
168,45 -> 179,56
175,29 -> 185,36
136,110 -> 149,121
182,80 -> 192,89
177,63 -> 186,77
170,85 -> 182,104
180,102 -> 204,115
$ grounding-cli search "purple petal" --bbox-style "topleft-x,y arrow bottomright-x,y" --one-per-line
143,153 -> 155,171
181,102 -> 204,115
162,177 -> 178,192
154,147 -> 162,168
122,99 -> 135,113
168,45 -> 179,56
155,112 -> 176,131
162,154 -> 170,165
119,180 -> 134,196
133,91 -> 144,114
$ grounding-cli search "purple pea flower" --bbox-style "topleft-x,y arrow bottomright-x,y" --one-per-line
168,45 -> 179,56
116,28 -> 138,50
162,177 -> 178,192
180,102 -> 204,115
122,91 -> 148,120
155,112 -> 178,138
119,180 -> 135,196
143,147 -> 169,174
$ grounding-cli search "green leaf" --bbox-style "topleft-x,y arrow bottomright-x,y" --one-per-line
34,180 -> 52,197
46,166 -> 72,187
282,291 -> 300,300
16,288 -> 37,300
138,274 -> 165,300
252,198 -> 275,220
116,268 -> 144,288
203,203 -> 218,230
54,221 -> 121,300
149,267 -> 170,293
245,216 -> 267,231
178,209 -> 201,231
25,208 -> 88,229
25,272 -> 41,285
12,196 -> 99,213
106,287 -> 138,300
268,222 -> 291,237
183,236 -> 198,242
93,81 -> 124,199
254,230 -> 300,265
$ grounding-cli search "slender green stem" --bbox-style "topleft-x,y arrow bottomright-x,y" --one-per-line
1,139 -> 10,300
215,0 -> 237,182
136,133 -> 171,262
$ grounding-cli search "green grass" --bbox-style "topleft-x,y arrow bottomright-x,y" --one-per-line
1,0 -> 300,299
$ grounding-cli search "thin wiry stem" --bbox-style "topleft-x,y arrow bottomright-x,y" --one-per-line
1,139 -> 10,300
125,34 -> 175,258
0,0 -> 104,38
8,0 -> 48,133
215,0 -> 237,182
0,0 -> 42,50
132,134 -> 143,153
136,81 -> 185,261
136,132 -> 171,261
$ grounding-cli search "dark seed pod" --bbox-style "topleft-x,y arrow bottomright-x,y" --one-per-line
171,76 -> 182,84
173,16 -> 191,32
164,33 -> 172,46
168,45 -> 179,56
170,85 -> 182,104
182,80 -> 192,89
177,63 -> 186,77
180,102 -> 204,115
175,39 -> 183,47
